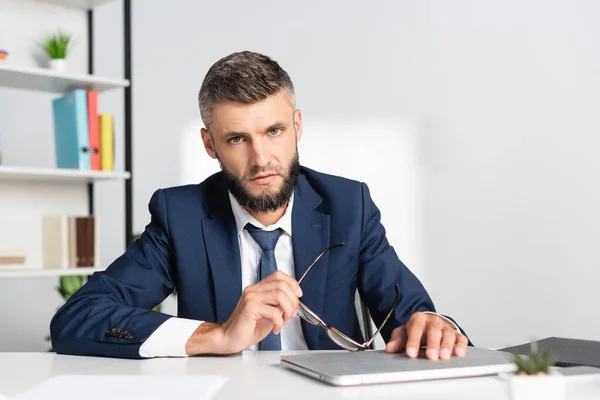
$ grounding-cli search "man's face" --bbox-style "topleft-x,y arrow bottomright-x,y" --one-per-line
201,92 -> 303,213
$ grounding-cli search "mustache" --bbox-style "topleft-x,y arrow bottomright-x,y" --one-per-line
244,165 -> 285,181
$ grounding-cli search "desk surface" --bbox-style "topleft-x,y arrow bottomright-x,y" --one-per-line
1,351 -> 600,399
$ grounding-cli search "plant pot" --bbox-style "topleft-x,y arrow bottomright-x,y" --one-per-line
503,372 -> 566,400
49,58 -> 66,72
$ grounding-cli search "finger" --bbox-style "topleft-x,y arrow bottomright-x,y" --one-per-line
250,290 -> 295,324
253,280 -> 300,313
439,328 -> 457,360
263,270 -> 303,297
385,325 -> 407,353
405,314 -> 427,358
255,302 -> 285,334
425,318 -> 445,360
453,334 -> 469,357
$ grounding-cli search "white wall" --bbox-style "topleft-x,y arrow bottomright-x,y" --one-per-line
131,0 -> 600,350
403,0 -> 600,348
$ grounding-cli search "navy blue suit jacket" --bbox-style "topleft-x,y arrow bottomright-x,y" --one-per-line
50,167 -> 459,359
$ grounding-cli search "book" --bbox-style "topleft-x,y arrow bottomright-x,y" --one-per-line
41,216 -> 70,269
0,256 -> 26,265
0,248 -> 26,266
71,216 -> 98,268
75,217 -> 86,267
0,249 -> 26,266
99,113 -> 114,171
52,89 -> 91,170
87,91 -> 101,170
42,215 -> 99,269
68,216 -> 77,268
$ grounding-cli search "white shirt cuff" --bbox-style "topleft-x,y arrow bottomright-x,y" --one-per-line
422,312 -> 461,334
138,317 -> 203,358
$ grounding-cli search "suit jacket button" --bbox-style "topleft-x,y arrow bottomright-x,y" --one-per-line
123,331 -> 134,340
106,328 -> 121,337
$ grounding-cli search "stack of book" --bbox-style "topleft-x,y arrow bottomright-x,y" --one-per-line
52,89 -> 114,171
42,215 -> 99,269
0,249 -> 26,266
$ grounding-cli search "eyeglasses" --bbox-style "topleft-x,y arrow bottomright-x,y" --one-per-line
296,243 -> 401,351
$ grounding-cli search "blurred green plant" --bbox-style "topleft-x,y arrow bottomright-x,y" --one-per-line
38,31 -> 72,59
513,342 -> 556,375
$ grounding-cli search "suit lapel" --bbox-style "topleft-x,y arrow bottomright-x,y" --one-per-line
292,174 -> 331,350
201,175 -> 242,323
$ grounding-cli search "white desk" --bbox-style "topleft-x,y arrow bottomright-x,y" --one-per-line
1,351 -> 600,399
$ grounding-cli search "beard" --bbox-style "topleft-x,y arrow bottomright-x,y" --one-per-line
220,150 -> 300,214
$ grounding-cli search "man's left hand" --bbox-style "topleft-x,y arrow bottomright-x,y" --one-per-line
385,312 -> 469,360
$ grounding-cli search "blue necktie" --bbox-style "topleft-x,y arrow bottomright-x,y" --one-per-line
245,223 -> 283,350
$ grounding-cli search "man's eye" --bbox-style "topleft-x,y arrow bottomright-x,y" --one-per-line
269,128 -> 282,136
230,136 -> 243,143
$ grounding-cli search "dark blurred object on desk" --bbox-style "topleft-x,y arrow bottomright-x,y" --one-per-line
501,337 -> 600,368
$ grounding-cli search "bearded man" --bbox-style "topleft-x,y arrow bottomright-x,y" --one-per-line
51,51 -> 470,360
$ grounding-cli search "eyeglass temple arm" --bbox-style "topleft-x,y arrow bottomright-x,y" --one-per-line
297,243 -> 345,284
364,284 -> 401,347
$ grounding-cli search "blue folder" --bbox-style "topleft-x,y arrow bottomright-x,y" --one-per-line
52,89 -> 90,170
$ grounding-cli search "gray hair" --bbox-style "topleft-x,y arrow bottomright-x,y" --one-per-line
198,51 -> 296,129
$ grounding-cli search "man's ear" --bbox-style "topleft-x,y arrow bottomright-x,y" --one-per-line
294,109 -> 303,142
201,128 -> 218,159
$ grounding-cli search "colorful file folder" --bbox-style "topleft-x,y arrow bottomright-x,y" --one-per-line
99,113 -> 114,171
51,89 -> 91,170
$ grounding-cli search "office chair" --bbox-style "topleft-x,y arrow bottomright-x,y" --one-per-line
355,290 -> 376,349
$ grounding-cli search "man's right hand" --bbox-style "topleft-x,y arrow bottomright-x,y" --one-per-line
185,271 -> 303,355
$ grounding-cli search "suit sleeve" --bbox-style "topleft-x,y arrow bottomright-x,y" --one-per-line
356,183 -> 469,343
50,189 -> 177,359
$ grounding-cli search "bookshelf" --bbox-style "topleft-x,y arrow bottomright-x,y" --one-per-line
0,0 -> 133,279
0,165 -> 130,183
0,267 -> 103,279
0,64 -> 129,93
38,0 -> 114,9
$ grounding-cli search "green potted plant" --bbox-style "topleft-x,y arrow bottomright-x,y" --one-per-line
504,342 -> 565,400
38,31 -> 73,72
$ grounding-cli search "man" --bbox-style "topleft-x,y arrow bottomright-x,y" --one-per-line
50,51 -> 470,360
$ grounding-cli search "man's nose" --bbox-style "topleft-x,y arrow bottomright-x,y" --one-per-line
249,137 -> 270,168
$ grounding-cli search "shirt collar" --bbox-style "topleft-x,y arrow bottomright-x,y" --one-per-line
228,191 -> 294,236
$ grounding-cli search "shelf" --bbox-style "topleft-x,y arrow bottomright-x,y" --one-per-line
0,166 -> 130,183
0,267 -> 102,278
38,0 -> 114,10
0,64 -> 129,93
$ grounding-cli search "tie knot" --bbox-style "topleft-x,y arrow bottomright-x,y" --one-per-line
245,224 -> 282,251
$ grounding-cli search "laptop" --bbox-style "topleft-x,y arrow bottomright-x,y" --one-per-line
280,347 -> 517,386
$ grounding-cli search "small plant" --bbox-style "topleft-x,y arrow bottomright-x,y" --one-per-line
513,342 -> 556,375
38,31 -> 72,59
57,275 -> 84,301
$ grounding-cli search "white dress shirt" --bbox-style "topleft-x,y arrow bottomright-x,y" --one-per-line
139,191 -> 459,358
